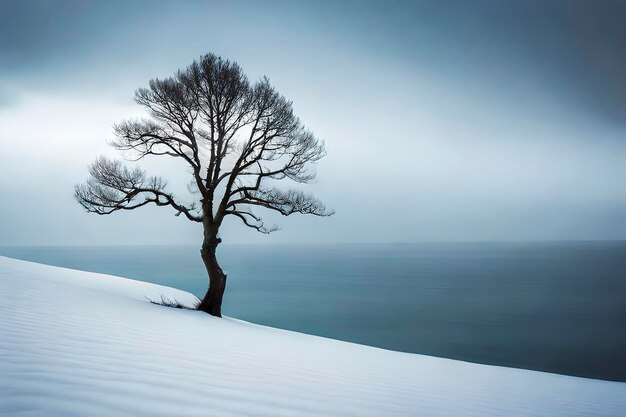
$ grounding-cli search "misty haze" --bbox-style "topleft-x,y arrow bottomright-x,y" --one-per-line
0,1 -> 624,416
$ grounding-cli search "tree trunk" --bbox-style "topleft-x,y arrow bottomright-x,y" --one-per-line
197,236 -> 227,317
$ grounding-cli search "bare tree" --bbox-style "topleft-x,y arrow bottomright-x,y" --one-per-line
75,54 -> 332,317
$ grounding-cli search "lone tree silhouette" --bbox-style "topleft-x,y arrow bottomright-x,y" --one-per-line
75,53 -> 332,316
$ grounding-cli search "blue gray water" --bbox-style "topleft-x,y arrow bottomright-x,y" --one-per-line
1,241 -> 624,381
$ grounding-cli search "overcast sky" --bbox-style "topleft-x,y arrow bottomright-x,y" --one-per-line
1,0 -> 625,245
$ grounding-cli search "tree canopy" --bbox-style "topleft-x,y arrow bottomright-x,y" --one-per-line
76,53 -> 332,235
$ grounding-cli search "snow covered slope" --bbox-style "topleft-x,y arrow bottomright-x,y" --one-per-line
0,256 -> 624,417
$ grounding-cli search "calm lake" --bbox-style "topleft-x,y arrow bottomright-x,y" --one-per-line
1,241 -> 624,381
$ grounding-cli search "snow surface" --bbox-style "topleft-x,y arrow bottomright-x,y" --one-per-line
0,256 -> 624,417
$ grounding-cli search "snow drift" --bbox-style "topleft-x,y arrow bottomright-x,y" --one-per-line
0,256 -> 624,416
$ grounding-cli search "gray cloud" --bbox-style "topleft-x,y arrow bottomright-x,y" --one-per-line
0,0 -> 625,245
324,0 -> 626,125
2,1 -> 624,122
0,84 -> 17,107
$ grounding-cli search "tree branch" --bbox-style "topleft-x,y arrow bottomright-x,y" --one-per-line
75,157 -> 202,222
225,209 -> 278,234
227,187 -> 333,218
